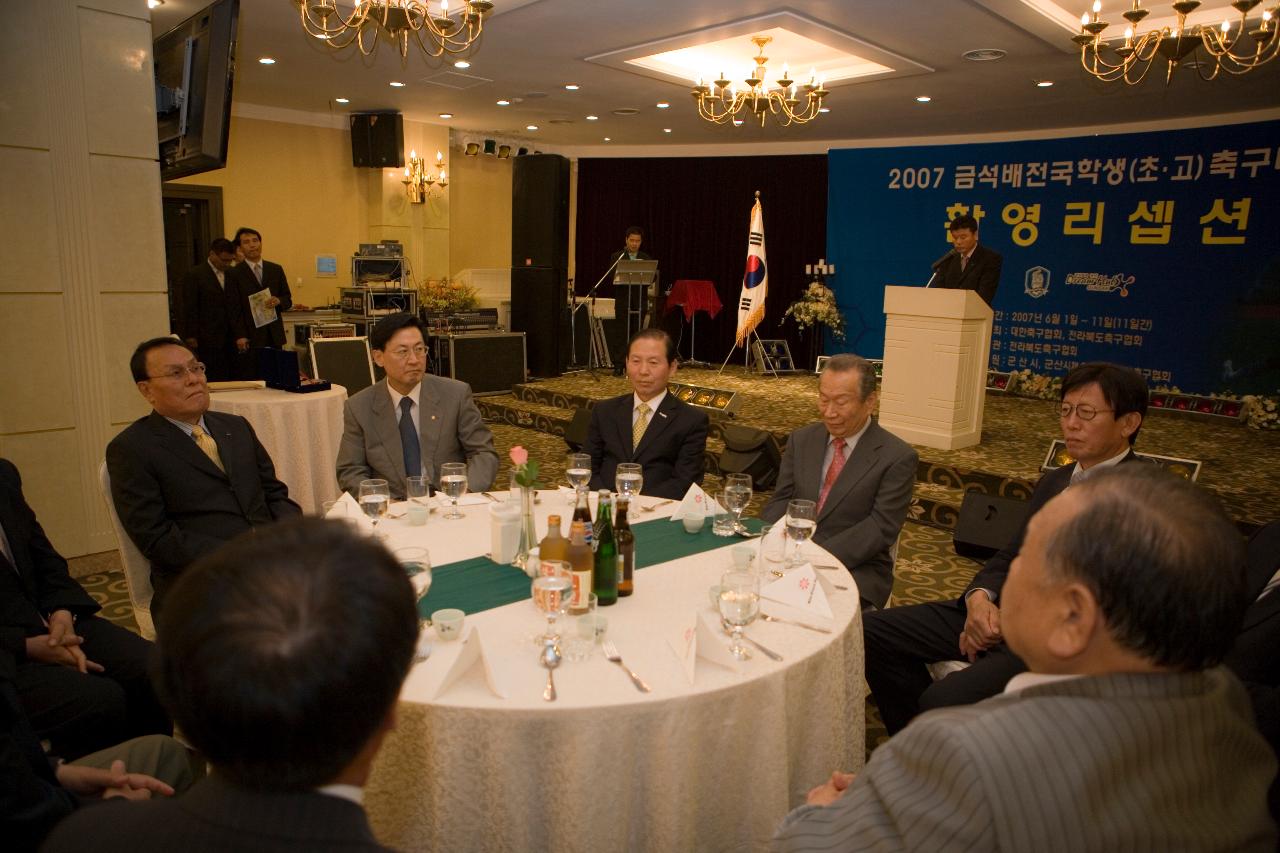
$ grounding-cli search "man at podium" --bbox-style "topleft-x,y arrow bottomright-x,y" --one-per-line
931,214 -> 1002,306
608,226 -> 651,267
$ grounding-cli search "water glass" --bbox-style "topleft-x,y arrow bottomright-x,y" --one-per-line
785,499 -> 817,567
440,462 -> 468,520
718,570 -> 760,660
724,473 -> 753,534
396,546 -> 433,624
760,523 -> 787,571
712,500 -> 735,537
565,592 -> 602,662
615,462 -> 643,500
531,559 -> 573,644
358,479 -> 390,533
566,453 -> 591,503
406,474 -> 430,505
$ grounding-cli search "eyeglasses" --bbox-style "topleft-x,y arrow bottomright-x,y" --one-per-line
1058,402 -> 1113,421
148,363 -> 207,381
387,345 -> 428,360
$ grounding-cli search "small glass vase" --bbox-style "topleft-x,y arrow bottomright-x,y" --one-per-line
512,483 -> 537,568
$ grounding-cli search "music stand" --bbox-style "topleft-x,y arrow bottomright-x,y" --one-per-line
614,259 -> 659,342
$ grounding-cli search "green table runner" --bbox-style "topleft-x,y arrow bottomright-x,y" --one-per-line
417,516 -> 764,618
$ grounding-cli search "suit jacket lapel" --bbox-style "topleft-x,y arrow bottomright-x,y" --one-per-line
148,412 -> 227,481
615,397 -> 636,459
371,381 -> 408,482
634,394 -> 678,459
417,377 -> 444,476
816,424 -> 881,523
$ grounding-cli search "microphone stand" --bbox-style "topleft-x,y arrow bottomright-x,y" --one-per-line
568,250 -> 627,376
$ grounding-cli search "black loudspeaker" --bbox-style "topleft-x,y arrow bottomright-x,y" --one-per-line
563,407 -> 591,450
350,113 -> 404,168
439,332 -> 527,395
510,266 -> 566,377
718,425 -> 783,490
511,154 -> 570,269
953,492 -> 1033,561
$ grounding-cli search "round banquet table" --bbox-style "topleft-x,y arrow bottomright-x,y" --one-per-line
362,491 -> 865,853
207,385 -> 346,515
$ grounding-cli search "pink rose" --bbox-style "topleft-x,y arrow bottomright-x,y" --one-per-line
509,446 -> 528,466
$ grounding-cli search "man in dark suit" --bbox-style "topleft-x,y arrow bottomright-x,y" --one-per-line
864,361 -> 1149,733
178,237 -> 240,382
44,518 -> 420,852
585,329 -> 708,500
607,225 -> 652,267
229,226 -> 292,351
0,459 -> 170,760
337,313 -> 498,498
762,355 -> 918,611
776,466 -> 1277,850
106,337 -> 300,614
609,226 -> 655,335
931,213 -> 1002,306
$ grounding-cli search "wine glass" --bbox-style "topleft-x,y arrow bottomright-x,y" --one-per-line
718,570 -> 760,660
723,473 -> 753,534
531,560 -> 573,644
358,479 -> 390,534
566,453 -> 591,503
615,463 -> 643,503
396,547 -> 433,626
440,462 -> 468,520
785,499 -> 817,568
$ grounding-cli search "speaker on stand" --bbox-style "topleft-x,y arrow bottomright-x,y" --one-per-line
510,154 -> 571,377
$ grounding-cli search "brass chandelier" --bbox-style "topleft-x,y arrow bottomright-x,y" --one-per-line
295,0 -> 494,62
403,149 -> 447,203
691,36 -> 829,127
1073,1 -> 1279,84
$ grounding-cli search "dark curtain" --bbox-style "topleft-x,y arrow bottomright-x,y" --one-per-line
575,154 -> 828,368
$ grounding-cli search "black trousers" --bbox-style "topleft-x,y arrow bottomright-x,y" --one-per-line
15,615 -> 171,760
864,596 -> 1027,735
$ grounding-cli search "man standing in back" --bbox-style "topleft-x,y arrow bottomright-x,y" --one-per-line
178,237 -> 240,381
229,226 -> 292,352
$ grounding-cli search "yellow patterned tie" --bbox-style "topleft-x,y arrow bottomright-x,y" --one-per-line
191,425 -> 225,473
632,402 -> 650,449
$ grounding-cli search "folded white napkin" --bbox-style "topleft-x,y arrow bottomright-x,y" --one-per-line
666,610 -> 744,679
329,491 -> 374,532
417,625 -> 506,700
669,483 -> 725,521
760,563 -> 835,630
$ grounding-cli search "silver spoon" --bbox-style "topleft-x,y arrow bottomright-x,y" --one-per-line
721,618 -> 783,661
541,642 -> 561,702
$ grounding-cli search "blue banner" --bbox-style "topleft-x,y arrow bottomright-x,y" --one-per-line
826,120 -> 1280,394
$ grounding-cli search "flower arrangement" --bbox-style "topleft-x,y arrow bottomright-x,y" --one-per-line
783,282 -> 846,340
1011,369 -> 1063,401
509,446 -> 540,487
419,277 -> 479,314
1242,394 -> 1280,430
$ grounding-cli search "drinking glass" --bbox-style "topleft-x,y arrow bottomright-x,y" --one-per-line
564,592 -> 600,662
357,479 -> 390,534
406,474 -> 430,505
723,473 -> 753,534
615,463 -> 643,502
531,560 -> 573,644
566,453 -> 591,503
396,547 -> 433,626
440,463 -> 468,520
785,499 -> 817,567
718,570 -> 760,660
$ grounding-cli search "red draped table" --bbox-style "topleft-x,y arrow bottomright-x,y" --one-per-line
665,279 -> 722,365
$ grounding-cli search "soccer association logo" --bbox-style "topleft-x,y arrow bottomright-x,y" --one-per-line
1024,266 -> 1050,299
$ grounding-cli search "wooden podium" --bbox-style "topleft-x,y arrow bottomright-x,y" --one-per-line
878,286 -> 992,450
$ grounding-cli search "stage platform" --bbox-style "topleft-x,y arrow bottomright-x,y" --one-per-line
477,366 -> 1280,532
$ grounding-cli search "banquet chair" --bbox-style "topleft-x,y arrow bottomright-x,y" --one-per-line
98,461 -> 156,640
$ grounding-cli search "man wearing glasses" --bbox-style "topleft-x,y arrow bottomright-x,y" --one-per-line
336,313 -> 497,499
863,362 -> 1149,734
106,338 -> 300,613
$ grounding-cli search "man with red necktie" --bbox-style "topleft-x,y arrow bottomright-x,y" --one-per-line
762,354 -> 917,611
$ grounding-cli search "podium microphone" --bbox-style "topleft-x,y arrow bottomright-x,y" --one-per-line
925,248 -> 956,289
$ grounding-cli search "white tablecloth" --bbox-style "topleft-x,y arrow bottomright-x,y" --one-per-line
363,493 -> 865,852
207,385 -> 346,515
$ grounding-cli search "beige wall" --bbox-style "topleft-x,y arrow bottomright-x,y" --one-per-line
0,0 -> 168,556
449,150 -> 513,274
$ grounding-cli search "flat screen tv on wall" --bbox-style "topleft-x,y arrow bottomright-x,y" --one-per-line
154,0 -> 239,181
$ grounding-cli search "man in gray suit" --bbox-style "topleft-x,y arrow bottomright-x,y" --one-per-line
762,354 -> 917,610
337,313 -> 498,499
774,465 -> 1278,851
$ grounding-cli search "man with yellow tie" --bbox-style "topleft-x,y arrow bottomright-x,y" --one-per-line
584,329 -> 708,500
106,337 -> 300,614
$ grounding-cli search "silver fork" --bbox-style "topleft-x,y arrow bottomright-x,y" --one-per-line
602,641 -> 651,692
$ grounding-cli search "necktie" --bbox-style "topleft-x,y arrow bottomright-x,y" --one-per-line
632,402 -> 650,450
191,425 -> 225,472
400,396 -> 422,479
253,262 -> 263,284
960,253 -> 969,272
817,439 -> 847,514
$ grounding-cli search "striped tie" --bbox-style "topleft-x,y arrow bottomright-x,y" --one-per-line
632,402 -> 650,449
191,425 -> 225,472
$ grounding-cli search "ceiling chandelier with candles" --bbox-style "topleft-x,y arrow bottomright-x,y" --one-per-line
1072,1 -> 1279,84
691,36 -> 829,128
403,149 -> 447,203
294,0 -> 494,63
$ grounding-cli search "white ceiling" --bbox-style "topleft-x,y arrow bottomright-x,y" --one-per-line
149,0 -> 1280,151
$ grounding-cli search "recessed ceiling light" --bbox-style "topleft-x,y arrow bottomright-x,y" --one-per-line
526,125 -> 538,131
604,137 -> 611,142
390,81 -> 406,87
564,84 -> 580,91
732,119 -> 744,126
496,99 -> 510,106
656,102 -> 670,109
915,95 -> 932,102
454,60 -> 471,69
439,113 -> 453,119
663,128 -> 672,133
1036,79 -> 1055,87
586,115 -> 599,121
147,0 -> 164,8
335,97 -> 350,104
962,48 -> 1007,62
818,107 -> 830,113
258,57 -> 276,65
